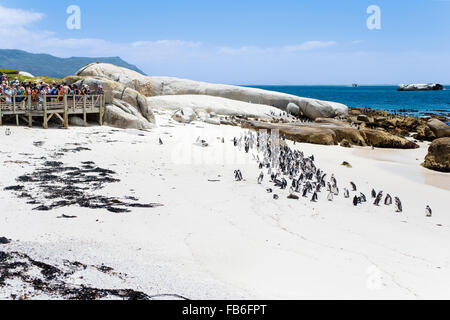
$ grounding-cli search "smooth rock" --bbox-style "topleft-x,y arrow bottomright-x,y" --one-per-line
398,84 -> 444,91
287,103 -> 300,116
423,137 -> 450,172
427,118 -> 450,138
103,104 -> 154,130
69,116 -> 85,127
18,71 -> 34,77
171,108 -> 197,123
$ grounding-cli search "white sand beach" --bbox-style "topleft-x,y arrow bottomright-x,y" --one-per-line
0,111 -> 449,300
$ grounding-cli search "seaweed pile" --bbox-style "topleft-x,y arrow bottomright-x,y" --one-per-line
4,160 -> 163,213
0,249 -> 179,300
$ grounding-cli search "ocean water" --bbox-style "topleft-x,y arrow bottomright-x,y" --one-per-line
246,85 -> 450,118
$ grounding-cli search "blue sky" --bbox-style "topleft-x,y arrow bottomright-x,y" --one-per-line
0,0 -> 449,84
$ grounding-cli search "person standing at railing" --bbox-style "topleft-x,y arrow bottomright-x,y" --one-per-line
31,86 -> 39,102
4,86 -> 12,104
16,86 -> 25,103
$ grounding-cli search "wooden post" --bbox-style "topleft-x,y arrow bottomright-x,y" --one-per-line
99,95 -> 103,126
73,95 -> 76,111
43,95 -> 48,129
83,95 -> 87,127
0,103 -> 2,126
13,98 -> 18,126
63,95 -> 69,129
27,96 -> 32,127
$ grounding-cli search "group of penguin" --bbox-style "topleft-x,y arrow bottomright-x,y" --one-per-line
231,130 -> 434,218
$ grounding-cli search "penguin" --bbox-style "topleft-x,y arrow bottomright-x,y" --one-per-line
257,172 -> 264,184
327,192 -> 334,201
316,184 -> 321,193
234,170 -> 243,182
295,181 -> 302,193
426,205 -> 432,217
384,194 -> 392,206
273,194 -> 279,200
311,192 -> 318,202
374,192 -> 383,206
302,187 -> 308,198
159,138 -> 163,145
371,189 -> 377,198
344,188 -> 350,199
281,178 -> 288,190
331,175 -> 337,188
360,193 -> 367,203
333,186 -> 339,196
394,197 -> 403,213
350,182 -> 357,191
353,196 -> 359,206
266,188 -> 273,193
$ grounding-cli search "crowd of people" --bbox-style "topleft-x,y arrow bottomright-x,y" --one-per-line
0,73 -> 103,104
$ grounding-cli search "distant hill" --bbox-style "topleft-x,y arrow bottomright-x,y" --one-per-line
0,49 -> 146,78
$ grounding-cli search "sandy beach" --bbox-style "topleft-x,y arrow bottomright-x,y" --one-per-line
0,110 -> 449,300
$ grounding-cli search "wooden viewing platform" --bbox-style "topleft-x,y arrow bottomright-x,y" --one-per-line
0,94 -> 104,129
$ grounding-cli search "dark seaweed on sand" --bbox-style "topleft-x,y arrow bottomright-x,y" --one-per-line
5,159 -> 163,213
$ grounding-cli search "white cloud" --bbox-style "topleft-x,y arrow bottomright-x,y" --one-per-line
132,40 -> 202,48
283,41 -> 337,52
218,41 -> 337,55
0,5 -> 44,27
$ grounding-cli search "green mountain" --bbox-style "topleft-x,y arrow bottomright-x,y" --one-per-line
0,49 -> 146,78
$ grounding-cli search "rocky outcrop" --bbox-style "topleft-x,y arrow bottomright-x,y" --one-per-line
398,84 -> 444,91
423,138 -> 450,172
18,71 -> 34,77
427,119 -> 450,138
315,118 -> 350,127
76,63 -> 349,120
73,77 -> 155,129
242,121 -> 419,149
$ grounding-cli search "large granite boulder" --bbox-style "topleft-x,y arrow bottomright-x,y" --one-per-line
103,104 -> 154,130
74,77 -> 156,129
427,119 -> 450,138
76,63 -> 349,120
398,84 -> 444,91
423,138 -> 450,172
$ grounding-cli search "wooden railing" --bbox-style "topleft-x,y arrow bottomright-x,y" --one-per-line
0,94 -> 104,112
0,94 -> 104,128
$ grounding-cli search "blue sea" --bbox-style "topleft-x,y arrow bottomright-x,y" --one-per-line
247,85 -> 450,119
